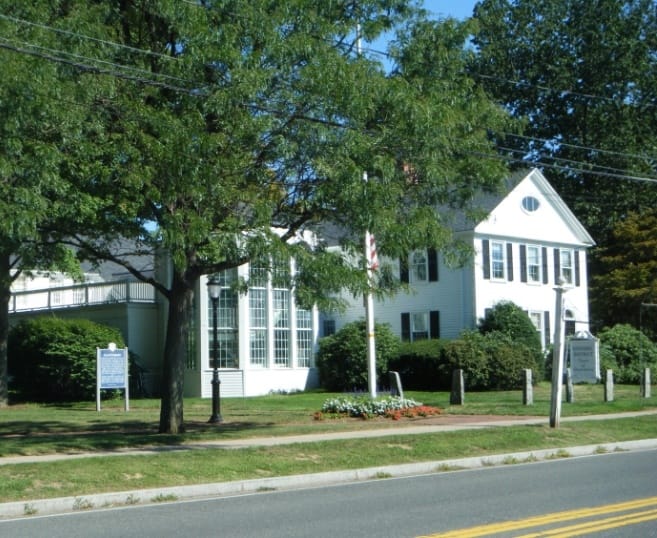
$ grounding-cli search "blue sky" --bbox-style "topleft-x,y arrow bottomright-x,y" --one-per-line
423,0 -> 479,20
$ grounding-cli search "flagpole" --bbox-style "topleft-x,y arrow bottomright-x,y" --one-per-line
357,24 -> 377,399
364,204 -> 377,398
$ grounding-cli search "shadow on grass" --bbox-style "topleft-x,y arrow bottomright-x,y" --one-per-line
0,419 -> 279,457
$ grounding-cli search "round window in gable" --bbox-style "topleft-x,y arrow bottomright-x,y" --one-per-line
522,196 -> 540,212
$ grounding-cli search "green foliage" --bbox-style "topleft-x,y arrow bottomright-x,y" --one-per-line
389,339 -> 445,390
590,210 -> 657,332
441,331 -> 490,390
598,324 -> 657,384
316,321 -> 400,392
479,301 -> 542,353
471,0 -> 657,332
483,332 -> 541,389
441,330 -> 541,391
8,317 -> 125,402
1,1 -> 512,430
471,0 -> 657,244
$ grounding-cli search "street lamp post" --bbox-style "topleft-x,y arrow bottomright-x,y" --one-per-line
207,275 -> 223,424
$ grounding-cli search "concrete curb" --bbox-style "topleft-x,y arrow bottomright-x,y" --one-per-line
3,438 -> 657,520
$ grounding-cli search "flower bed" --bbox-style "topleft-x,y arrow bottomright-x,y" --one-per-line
317,395 -> 441,420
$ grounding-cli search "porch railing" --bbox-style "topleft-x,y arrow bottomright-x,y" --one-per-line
9,280 -> 157,313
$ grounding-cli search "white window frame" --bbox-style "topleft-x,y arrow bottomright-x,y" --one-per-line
208,269 -> 239,369
526,245 -> 541,283
410,250 -> 428,283
559,248 -> 574,285
528,311 -> 543,346
490,241 -> 505,280
411,312 -> 429,341
296,309 -> 313,368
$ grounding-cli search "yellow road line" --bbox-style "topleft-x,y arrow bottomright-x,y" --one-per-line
418,495 -> 657,537
517,508 -> 657,537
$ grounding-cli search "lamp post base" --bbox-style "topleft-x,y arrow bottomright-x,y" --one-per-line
208,374 -> 222,423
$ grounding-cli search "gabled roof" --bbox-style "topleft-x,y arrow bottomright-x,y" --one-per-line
453,168 -> 595,247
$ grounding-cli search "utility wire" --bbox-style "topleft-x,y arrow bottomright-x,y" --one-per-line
0,13 -> 178,62
3,11 -> 657,185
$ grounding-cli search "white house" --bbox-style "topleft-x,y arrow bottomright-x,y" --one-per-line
9,168 -> 594,397
324,168 -> 595,348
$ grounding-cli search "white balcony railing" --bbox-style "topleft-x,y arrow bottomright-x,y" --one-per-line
10,281 -> 157,313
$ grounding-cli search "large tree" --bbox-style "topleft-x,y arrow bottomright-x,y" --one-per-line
14,1 -> 510,432
470,0 -> 657,330
0,3 -> 86,406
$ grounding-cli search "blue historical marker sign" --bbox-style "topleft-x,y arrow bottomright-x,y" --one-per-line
96,344 -> 129,411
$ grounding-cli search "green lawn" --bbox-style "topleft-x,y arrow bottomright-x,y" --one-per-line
0,384 -> 655,506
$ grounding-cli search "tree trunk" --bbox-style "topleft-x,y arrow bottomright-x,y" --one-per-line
158,271 -> 195,433
0,252 -> 11,408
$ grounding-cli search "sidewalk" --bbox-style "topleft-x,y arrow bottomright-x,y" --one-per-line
1,410 -> 656,519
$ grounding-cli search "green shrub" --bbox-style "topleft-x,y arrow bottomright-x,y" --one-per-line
479,301 -> 542,355
483,331 -> 541,389
389,339 -> 445,390
440,331 -> 490,390
8,317 -> 125,402
439,330 -> 541,391
316,320 -> 400,392
598,324 -> 657,384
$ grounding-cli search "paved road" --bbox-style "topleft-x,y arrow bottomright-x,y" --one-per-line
1,448 -> 656,537
1,410 -> 656,521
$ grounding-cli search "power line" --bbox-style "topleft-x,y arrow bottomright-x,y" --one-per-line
0,13 -> 178,62
499,132 -> 657,163
0,41 -> 192,94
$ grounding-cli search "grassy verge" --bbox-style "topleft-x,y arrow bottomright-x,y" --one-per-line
1,416 -> 656,504
0,383 -> 655,504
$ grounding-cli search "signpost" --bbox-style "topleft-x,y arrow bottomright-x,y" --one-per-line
96,343 -> 129,411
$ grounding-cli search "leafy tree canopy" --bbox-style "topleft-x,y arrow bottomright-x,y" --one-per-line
591,209 -> 657,333
0,2 -> 92,406
4,1 -> 511,431
470,0 -> 657,244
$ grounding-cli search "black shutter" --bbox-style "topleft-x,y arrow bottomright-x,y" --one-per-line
401,313 -> 411,342
429,310 -> 440,339
544,311 -> 551,346
482,239 -> 490,279
574,250 -> 581,287
428,249 -> 438,282
519,245 -> 527,283
506,243 -> 514,281
553,248 -> 560,283
400,256 -> 409,284
542,247 -> 549,284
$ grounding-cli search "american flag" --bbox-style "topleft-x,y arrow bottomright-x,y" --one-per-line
367,232 -> 379,271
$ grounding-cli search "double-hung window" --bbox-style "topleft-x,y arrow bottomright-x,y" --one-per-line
410,250 -> 428,282
559,249 -> 573,285
411,312 -> 429,341
526,246 -> 541,283
491,241 -> 505,280
401,311 -> 440,341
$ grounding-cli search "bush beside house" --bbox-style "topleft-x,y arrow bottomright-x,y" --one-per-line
598,324 -> 657,384
316,321 -> 400,392
389,339 -> 445,390
319,302 -> 544,392
8,317 -> 126,402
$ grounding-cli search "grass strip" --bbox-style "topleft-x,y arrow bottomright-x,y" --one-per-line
1,416 -> 656,504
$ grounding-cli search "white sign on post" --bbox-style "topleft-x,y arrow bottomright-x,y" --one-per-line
96,343 -> 129,411
569,332 -> 600,384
